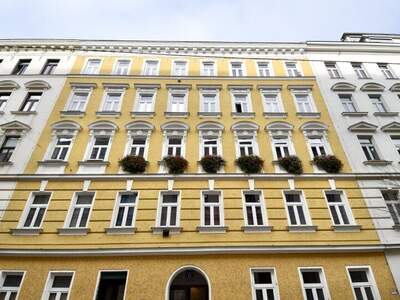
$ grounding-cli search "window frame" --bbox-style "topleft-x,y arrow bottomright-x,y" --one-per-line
110,191 -> 139,228
231,89 -> 252,113
357,135 -> 381,161
324,190 -> 356,226
346,266 -> 381,300
200,190 -> 224,227
390,136 -> 400,156
338,93 -> 358,113
93,270 -> 129,300
171,60 -> 189,76
112,59 -> 131,75
167,88 -> 189,113
12,59 -> 31,75
368,94 -> 388,113
351,62 -> 369,79
270,135 -> 295,160
41,271 -> 75,300
19,91 -> 42,112
256,61 -> 273,77
298,267 -> 331,300
41,59 -> 60,75
200,60 -> 216,76
85,135 -> 113,161
260,89 -> 284,113
64,192 -> 96,229
134,88 -> 157,113
230,61 -> 246,77
249,267 -> 280,300
18,192 -> 52,229
0,92 -> 11,111
292,89 -> 316,113
156,191 -> 181,228
285,61 -> 302,77
0,135 -> 21,162
142,59 -> 160,76
324,61 -> 341,79
0,270 -> 26,300
65,87 -> 93,112
378,63 -> 397,79
381,190 -> 400,225
81,58 -> 102,75
283,190 -> 313,226
305,135 -> 331,159
241,190 -> 268,227
99,88 -> 125,112
199,88 -> 220,113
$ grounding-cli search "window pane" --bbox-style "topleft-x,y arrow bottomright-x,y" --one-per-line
302,271 -> 321,284
254,271 -> 272,284
3,274 -> 23,287
350,271 -> 368,283
52,275 -> 72,288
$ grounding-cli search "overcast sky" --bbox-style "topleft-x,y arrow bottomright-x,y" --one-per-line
0,0 -> 399,42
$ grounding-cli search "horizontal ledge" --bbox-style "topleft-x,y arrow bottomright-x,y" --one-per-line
95,111 -> 121,117
296,112 -> 321,118
331,225 -> 362,232
197,112 -> 222,118
151,227 -> 182,234
133,83 -> 161,89
37,160 -> 68,166
373,112 -> 399,117
130,111 -> 155,117
263,112 -> 288,118
10,111 -> 37,115
105,227 -> 137,234
60,111 -> 85,117
10,228 -> 42,236
78,160 -> 110,166
196,84 -> 223,89
197,226 -> 228,233
363,160 -> 392,166
57,228 -> 90,235
287,225 -> 317,232
164,112 -> 189,117
102,83 -> 129,88
341,112 -> 368,117
241,226 -> 272,233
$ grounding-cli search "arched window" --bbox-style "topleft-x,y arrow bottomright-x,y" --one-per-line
83,121 -> 118,161
265,122 -> 295,160
231,121 -> 259,157
197,122 -> 224,157
300,122 -> 332,159
124,121 -> 154,158
161,122 -> 189,158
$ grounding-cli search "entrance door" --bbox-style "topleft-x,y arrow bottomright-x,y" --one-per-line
169,269 -> 209,300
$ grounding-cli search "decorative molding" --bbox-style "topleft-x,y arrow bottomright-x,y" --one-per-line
331,82 -> 356,92
381,122 -> 400,132
360,82 -> 385,92
348,121 -> 378,132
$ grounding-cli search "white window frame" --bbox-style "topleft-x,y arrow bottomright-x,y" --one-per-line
261,89 -> 284,113
82,58 -> 102,75
85,135 -> 112,161
338,94 -> 357,113
358,136 -> 381,161
167,88 -> 188,113
93,270 -> 129,300
324,190 -> 356,226
200,135 -> 222,157
241,190 -> 267,227
99,88 -> 125,112
200,190 -> 224,227
390,136 -> 400,156
271,135 -> 294,160
368,94 -> 387,113
231,89 -> 252,113
171,60 -> 188,76
134,88 -> 157,112
18,192 -> 52,229
325,62 -> 341,79
292,89 -> 316,113
283,190 -> 312,226
200,61 -> 216,76
199,89 -> 220,113
111,191 -> 139,228
41,271 -> 74,300
256,61 -> 273,77
230,61 -> 246,77
250,268 -> 279,300
112,59 -> 131,75
0,270 -> 25,300
0,92 -> 11,111
65,87 -> 92,112
352,62 -> 369,79
306,135 -> 331,159
64,192 -> 95,229
378,63 -> 396,79
142,59 -> 160,76
164,136 -> 184,157
161,126 -> 187,158
47,135 -> 74,161
285,61 -> 302,77
126,135 -> 149,158
381,190 -> 400,225
156,191 -> 181,227
298,267 -> 331,300
346,266 -> 381,300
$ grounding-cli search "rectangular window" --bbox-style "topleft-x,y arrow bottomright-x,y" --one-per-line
82,59 -> 101,74
257,62 -> 271,77
300,268 -> 329,300
50,136 -> 73,160
262,91 -> 282,113
0,92 -> 11,111
308,137 -> 327,158
12,59 -> 31,75
158,192 -> 179,227
20,92 -> 42,112
66,193 -> 94,228
67,90 -> 90,111
351,62 -> 369,79
285,61 -> 302,77
243,192 -> 265,226
325,191 -> 353,225
201,61 -> 215,76
129,137 -> 147,157
89,137 -> 111,160
201,191 -> 223,226
200,91 -> 218,113
43,272 -> 73,300
250,269 -> 279,300
101,90 -> 123,112
113,59 -> 130,75
231,62 -> 244,77
169,91 -> 187,112
0,271 -> 24,300
339,94 -> 357,112
41,59 -> 60,75
95,271 -> 127,300
368,94 -> 387,112
233,92 -> 250,113
238,137 -> 255,156
136,91 -> 155,112
172,61 -> 188,76
272,136 -> 290,159
113,192 -> 138,227
143,60 -> 159,76
0,136 -> 20,162
284,191 -> 310,225
378,63 -> 396,79
166,137 -> 183,156
294,93 -> 314,113
325,62 -> 341,78
202,138 -> 219,156
20,193 -> 51,228
347,267 -> 379,300
358,136 -> 380,160
381,190 -> 400,225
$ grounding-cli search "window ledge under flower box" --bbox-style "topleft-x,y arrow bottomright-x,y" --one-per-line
60,110 -> 85,117
331,225 -> 361,232
78,160 -> 110,166
105,227 -> 137,235
96,111 -> 121,117
197,112 -> 222,118
164,112 -> 189,118
130,111 -> 155,117
38,160 -> 69,166
231,112 -> 255,118
57,227 -> 90,235
341,111 -> 369,117
10,228 -> 42,236
296,112 -> 321,118
197,226 -> 228,233
10,111 -> 37,115
363,160 -> 392,166
263,112 -> 288,118
242,225 -> 273,233
151,226 -> 182,235
287,225 -> 317,232
373,112 -> 399,117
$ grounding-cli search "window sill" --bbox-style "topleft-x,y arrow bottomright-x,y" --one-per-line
287,225 -> 317,232
60,110 -> 85,117
96,111 -> 121,117
331,225 -> 361,232
263,112 -> 288,118
357,77 -> 372,80
296,112 -> 321,118
373,112 -> 399,117
151,226 -> 182,235
393,224 -> 400,231
57,228 -> 90,235
164,112 -> 189,118
231,112 -> 255,118
10,111 -> 37,115
363,160 -> 392,166
130,111 -> 155,117
37,160 -> 68,166
197,226 -> 228,233
10,228 -> 42,235
341,112 -> 368,117
78,160 -> 110,166
105,227 -> 137,234
197,112 -> 222,118
241,225 -> 272,233
0,161 -> 13,166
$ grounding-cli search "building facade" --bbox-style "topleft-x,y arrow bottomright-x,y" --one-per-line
0,38 -> 398,300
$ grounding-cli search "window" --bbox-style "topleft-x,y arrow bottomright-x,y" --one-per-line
0,136 -> 20,162
113,192 -> 138,227
381,190 -> 400,225
243,192 -> 265,226
232,91 -> 251,113
0,271 -> 24,300
172,61 -> 188,76
135,90 -> 155,112
166,137 -> 183,156
89,137 -> 111,160
262,91 -> 282,113
158,192 -> 179,227
101,90 -> 123,112
202,138 -> 219,156
250,269 -> 279,300
368,94 -> 387,112
284,191 -> 310,226
50,136 -> 72,160
200,90 -> 219,113
129,137 -> 147,157
82,59 -> 101,74
201,61 -> 215,76
257,62 -> 271,77
12,59 -> 31,75
0,92 -> 11,111
391,136 -> 400,155
66,89 -> 90,111
272,136 -> 290,159
20,193 -> 51,228
325,62 -> 341,78
161,122 -> 188,159
347,267 -> 380,300
351,62 -> 369,79
308,137 -> 327,158
378,63 -> 396,79
325,191 -> 353,225
41,59 -> 60,75
168,89 -> 188,113
113,59 -> 130,75
294,92 -> 314,113
299,268 -> 330,300
19,92 -> 42,112
238,137 -> 255,156
201,191 -> 223,226
95,271 -> 127,300
42,272 -> 73,300
285,61 -> 302,77
143,60 -> 159,75
358,136 -> 380,160
66,193 -> 94,228
198,122 -> 223,158
339,94 -> 357,112
231,62 -> 244,77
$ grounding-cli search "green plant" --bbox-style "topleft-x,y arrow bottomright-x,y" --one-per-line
278,155 -> 303,175
119,155 -> 148,174
313,155 -> 343,173
200,155 -> 226,173
163,156 -> 189,174
235,155 -> 264,174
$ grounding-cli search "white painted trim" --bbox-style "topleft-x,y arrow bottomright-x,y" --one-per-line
282,190 -> 313,226
92,270 -> 129,300
200,190 -> 225,227
241,190 -> 268,227
98,87 -> 125,112
200,60 -> 217,76
0,270 -> 26,300
64,86 -> 93,112
298,267 -> 331,300
133,88 -> 157,113
249,267 -> 279,300
112,58 -> 132,75
41,270 -> 75,300
260,88 -> 284,113
171,59 -> 189,76
63,191 -> 96,229
141,59 -> 160,76
199,88 -> 220,113
230,88 -> 253,113
323,189 -> 357,226
110,191 -> 139,229
229,60 -> 247,77
17,191 -> 52,229
81,57 -> 103,75
156,190 -> 181,227
255,60 -> 274,77
167,87 -> 189,113
346,265 -> 381,300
